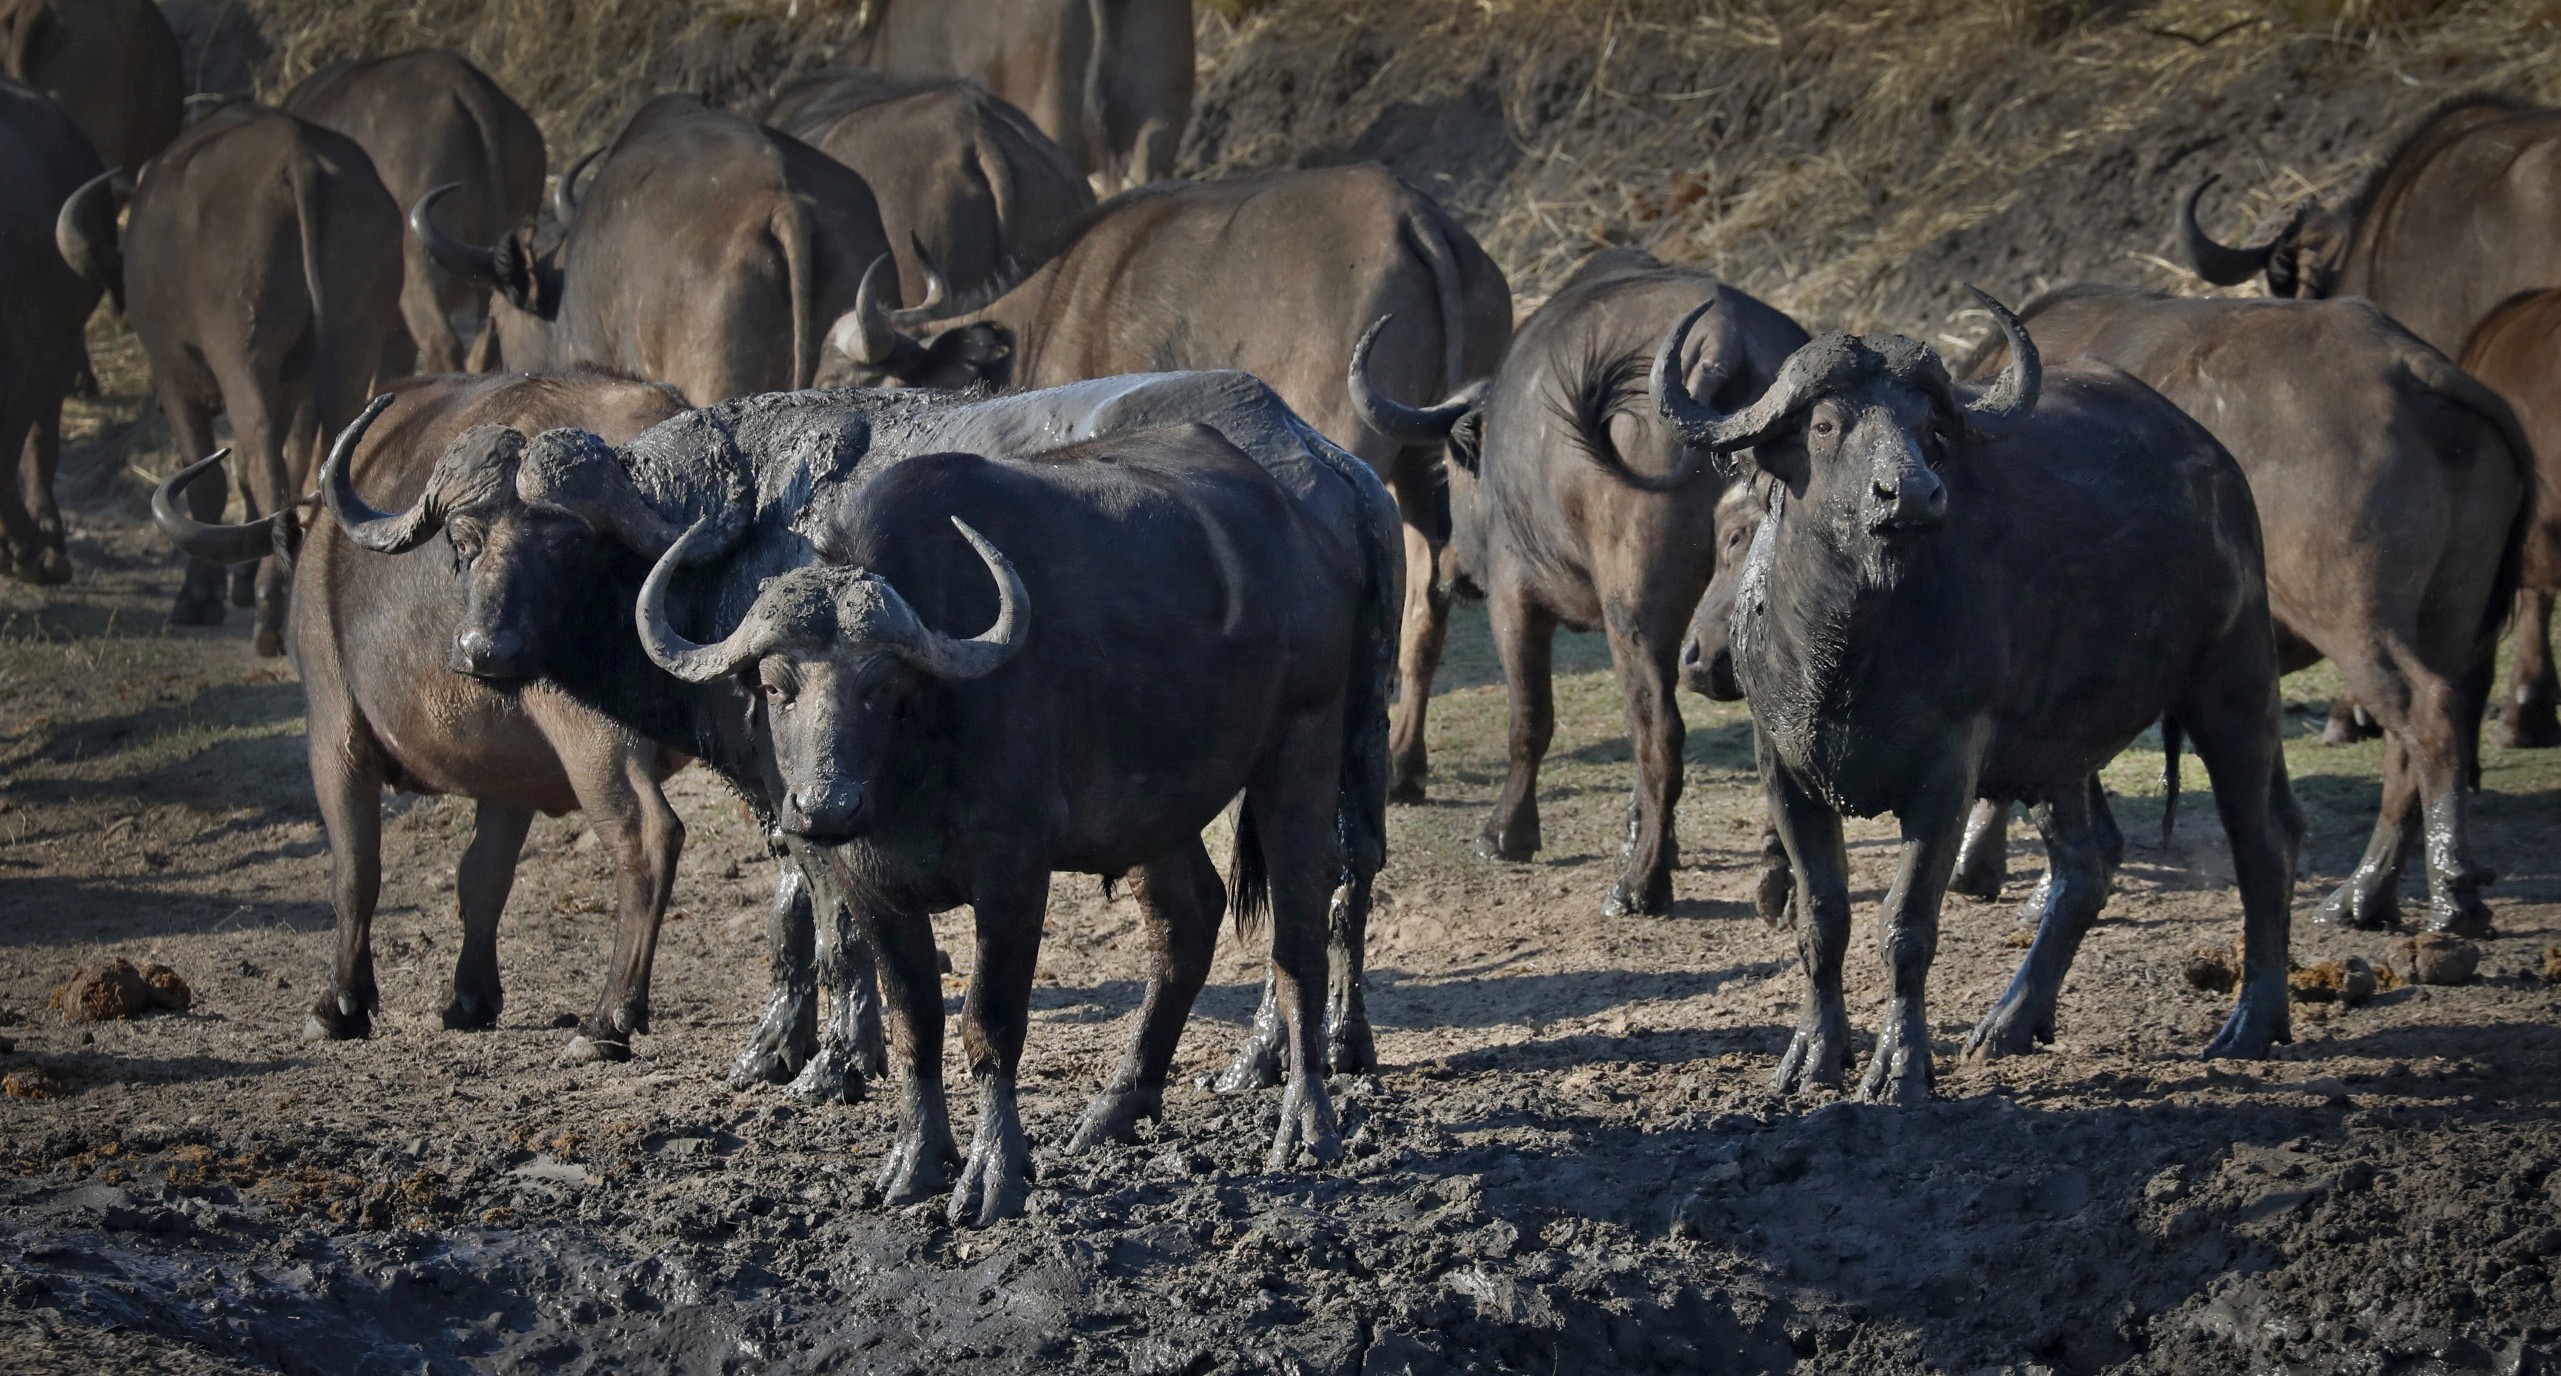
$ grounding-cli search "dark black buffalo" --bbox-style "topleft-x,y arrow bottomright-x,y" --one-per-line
763,67 -> 1094,309
824,164 -> 1511,804
1609,292 -> 2300,1102
1352,247 -> 1806,917
2178,97 -> 2561,358
2455,289 -> 2561,750
57,100 -> 406,651
0,0 -> 181,172
284,49 -> 546,373
417,93 -> 899,405
323,371 -> 1398,1105
0,79 -> 104,583
149,372 -> 693,1055
1955,286 -> 2528,937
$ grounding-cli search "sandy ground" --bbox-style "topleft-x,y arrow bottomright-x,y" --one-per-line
2,323 -> 2560,1375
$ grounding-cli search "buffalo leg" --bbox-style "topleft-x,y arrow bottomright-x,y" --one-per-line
2316,730 -> 2421,930
159,388 -> 227,626
1072,843 -> 1223,1150
1766,730 -> 1853,1094
215,376 -> 287,657
1253,713 -> 1350,1172
1856,756 -> 1971,1106
728,856 -> 820,1088
1599,603 -> 1685,917
1386,467 -> 1450,802
1965,783 -> 2110,1061
1950,799 -> 2008,901
560,744 -> 684,1062
950,867 -> 1049,1227
2499,588 -> 2560,748
18,404 -> 70,583
441,802 -> 532,1030
0,410 -> 40,583
789,885 -> 888,1103
2182,668 -> 2300,1059
1326,866 -> 1377,1075
1755,820 -> 1794,928
864,893 -> 960,1206
303,724 -> 383,1042
2320,648 -> 2491,934
1478,586 -> 1555,862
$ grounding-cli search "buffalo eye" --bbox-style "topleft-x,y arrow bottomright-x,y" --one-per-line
1810,418 -> 1836,438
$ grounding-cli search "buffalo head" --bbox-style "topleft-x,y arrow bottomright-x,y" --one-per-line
321,394 -> 727,681
410,184 -> 564,372
635,515 -> 1028,838
1677,477 -> 1768,701
817,254 -> 1011,390
2178,175 -> 2354,300
1628,287 -> 2037,586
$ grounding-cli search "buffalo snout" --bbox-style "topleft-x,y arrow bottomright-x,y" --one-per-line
451,627 -> 526,680
1681,633 -> 1743,701
1869,462 -> 1946,533
783,781 -> 870,839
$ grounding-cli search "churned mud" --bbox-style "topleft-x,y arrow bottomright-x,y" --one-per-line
6,367 -> 2561,1372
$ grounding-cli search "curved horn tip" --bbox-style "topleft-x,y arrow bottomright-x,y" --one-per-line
1961,283 -> 2041,435
322,393 -> 442,555
845,254 -> 906,366
2176,175 -> 2274,286
151,448 -> 281,564
634,519 -> 760,683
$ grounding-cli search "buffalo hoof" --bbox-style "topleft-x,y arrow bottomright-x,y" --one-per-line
22,548 -> 70,586
2315,875 -> 2400,931
229,566 -> 257,609
1601,872 -> 1671,919
785,1043 -> 866,1104
1857,1011 -> 1934,1106
1068,1081 -> 1163,1152
877,1123 -> 961,1206
2202,981 -> 2290,1059
169,587 -> 225,628
1265,1075 -> 1342,1173
561,1031 -> 632,1064
438,986 -> 501,1031
1473,816 -> 1538,863
1211,982 -> 1287,1092
1772,1000 -> 1851,1094
301,995 -> 372,1043
1386,769 -> 1426,805
1948,851 -> 2005,903
1963,990 -> 2053,1063
1325,1016 -> 1376,1076
2497,700 -> 2560,750
251,627 -> 285,658
2427,895 -> 2495,940
950,1077 -> 1031,1227
727,995 -> 818,1089
2010,873 -> 2053,929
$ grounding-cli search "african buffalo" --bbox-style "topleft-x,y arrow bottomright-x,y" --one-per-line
58,99 -> 405,652
631,409 -> 1395,1224
2179,97 -> 2561,359
1607,291 -> 2299,1101
1957,286 -> 2529,937
284,50 -> 546,373
415,93 -> 900,405
852,0 -> 1192,193
324,370 -> 1396,1103
149,372 -> 693,1055
764,67 -> 1094,308
2457,289 -> 2561,750
0,0 -> 181,172
1352,248 -> 1807,917
0,80 -> 104,584
824,164 -> 1511,804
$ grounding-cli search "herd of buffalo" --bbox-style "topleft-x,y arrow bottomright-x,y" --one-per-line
4,0 -> 2558,1224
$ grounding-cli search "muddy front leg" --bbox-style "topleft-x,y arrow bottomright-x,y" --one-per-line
1764,737 -> 1852,1095
949,868 -> 1049,1226
728,854 -> 818,1089
1966,782 -> 2110,1061
1857,757 -> 1972,1106
789,893 -> 886,1103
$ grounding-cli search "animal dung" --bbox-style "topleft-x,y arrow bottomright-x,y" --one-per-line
2391,933 -> 2480,987
1,1066 -> 59,1100
2288,957 -> 2378,1006
49,958 -> 193,1023
2181,943 -> 2239,993
2543,945 -> 2561,985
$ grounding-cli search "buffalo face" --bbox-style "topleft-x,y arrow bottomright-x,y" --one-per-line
635,516 -> 1029,840
1678,479 -> 1765,701
815,253 -> 1014,390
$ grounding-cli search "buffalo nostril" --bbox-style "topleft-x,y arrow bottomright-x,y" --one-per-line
456,629 -> 494,659
1680,639 -> 1702,668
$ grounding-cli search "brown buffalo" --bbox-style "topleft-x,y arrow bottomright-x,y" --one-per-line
2179,97 -> 2561,360
418,93 -> 900,405
852,0 -> 1193,193
824,164 -> 1511,802
284,49 -> 545,373
58,100 -> 405,652
0,0 -> 181,172
1960,285 -> 2529,937
0,79 -> 105,583
149,372 -> 692,1055
2456,288 -> 2561,749
1355,248 -> 1807,916
763,67 -> 1094,308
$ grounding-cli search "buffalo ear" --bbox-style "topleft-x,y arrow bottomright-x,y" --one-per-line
492,229 -> 553,316
928,323 -> 1013,384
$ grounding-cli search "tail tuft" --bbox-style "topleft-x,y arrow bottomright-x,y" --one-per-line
1228,802 -> 1269,938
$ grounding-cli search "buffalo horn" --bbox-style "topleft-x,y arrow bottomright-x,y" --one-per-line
411,184 -> 502,285
841,255 -> 907,365
890,234 -> 949,325
634,520 -> 765,683
2177,175 -> 2275,286
1642,299 -> 1794,480
552,146 -> 602,227
55,169 -> 129,305
151,450 -> 278,565
319,395 -> 443,553
1347,315 -> 1476,445
893,518 -> 1028,680
1960,287 -> 2040,437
